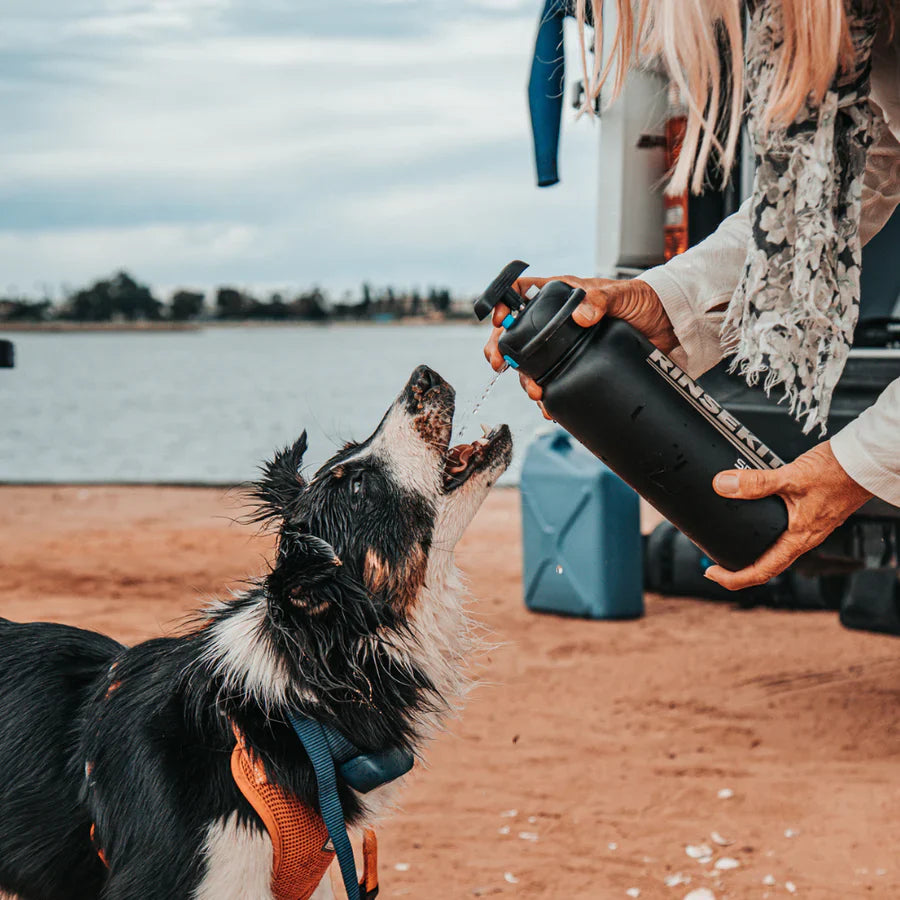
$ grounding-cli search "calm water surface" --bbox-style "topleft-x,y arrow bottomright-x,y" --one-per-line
1,325 -> 542,484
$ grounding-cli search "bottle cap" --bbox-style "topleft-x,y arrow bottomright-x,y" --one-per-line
472,260 -> 530,321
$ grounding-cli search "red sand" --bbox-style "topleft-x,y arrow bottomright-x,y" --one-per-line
1,485 -> 899,899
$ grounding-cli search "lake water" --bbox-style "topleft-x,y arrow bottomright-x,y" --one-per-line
0,325 -> 544,485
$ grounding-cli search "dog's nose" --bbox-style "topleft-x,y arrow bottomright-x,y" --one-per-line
411,365 -> 442,392
404,365 -> 454,408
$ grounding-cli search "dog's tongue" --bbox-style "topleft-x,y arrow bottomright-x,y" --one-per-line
445,443 -> 475,475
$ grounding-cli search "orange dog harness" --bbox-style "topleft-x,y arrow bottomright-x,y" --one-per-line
90,729 -> 379,898
231,727 -> 379,900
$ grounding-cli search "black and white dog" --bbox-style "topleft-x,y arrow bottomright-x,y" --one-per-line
0,365 -> 511,900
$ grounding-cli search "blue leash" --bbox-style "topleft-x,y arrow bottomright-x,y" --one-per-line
288,714 -> 414,900
288,713 -> 362,900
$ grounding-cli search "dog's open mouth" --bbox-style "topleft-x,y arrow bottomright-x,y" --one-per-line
442,424 -> 511,492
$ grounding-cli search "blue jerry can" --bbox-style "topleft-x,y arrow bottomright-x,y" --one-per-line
520,429 -> 644,619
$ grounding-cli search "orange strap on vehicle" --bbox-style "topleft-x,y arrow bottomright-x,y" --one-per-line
231,729 -> 336,900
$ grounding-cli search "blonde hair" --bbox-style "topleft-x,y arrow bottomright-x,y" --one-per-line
575,0 -> 856,194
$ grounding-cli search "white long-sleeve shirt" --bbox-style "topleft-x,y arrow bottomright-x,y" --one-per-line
638,25 -> 900,506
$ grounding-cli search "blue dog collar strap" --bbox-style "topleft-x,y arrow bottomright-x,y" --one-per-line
321,723 -> 359,765
293,713 -> 416,791
288,714 -> 361,900
339,746 -> 414,794
288,715 -> 415,900
318,721 -> 414,794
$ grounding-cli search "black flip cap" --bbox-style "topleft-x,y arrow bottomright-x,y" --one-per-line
473,260 -> 530,321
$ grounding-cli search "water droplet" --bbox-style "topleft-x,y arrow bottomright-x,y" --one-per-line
472,370 -> 501,418
455,369 -> 504,440
555,565 -> 564,574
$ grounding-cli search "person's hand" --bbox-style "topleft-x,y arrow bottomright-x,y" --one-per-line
482,275 -> 678,411
704,441 -> 873,590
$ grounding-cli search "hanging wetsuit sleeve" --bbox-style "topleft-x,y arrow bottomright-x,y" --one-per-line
528,0 -> 568,187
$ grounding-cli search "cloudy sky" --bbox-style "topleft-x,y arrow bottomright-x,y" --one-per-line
1,0 -> 600,299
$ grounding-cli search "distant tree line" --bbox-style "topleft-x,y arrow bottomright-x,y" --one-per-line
0,272 -> 469,325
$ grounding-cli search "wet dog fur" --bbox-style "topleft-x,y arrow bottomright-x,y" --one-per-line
0,365 -> 512,900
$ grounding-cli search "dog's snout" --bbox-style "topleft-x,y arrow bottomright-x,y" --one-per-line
412,365 -> 441,392
404,365 -> 453,405
395,365 -> 455,460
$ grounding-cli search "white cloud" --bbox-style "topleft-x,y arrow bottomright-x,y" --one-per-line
0,223 -> 261,295
0,2 -> 604,296
3,18 -> 536,179
69,9 -> 195,37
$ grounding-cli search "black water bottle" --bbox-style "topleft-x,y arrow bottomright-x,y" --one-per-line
475,261 -> 788,572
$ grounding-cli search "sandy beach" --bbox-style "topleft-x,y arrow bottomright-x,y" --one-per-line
2,485 -> 898,899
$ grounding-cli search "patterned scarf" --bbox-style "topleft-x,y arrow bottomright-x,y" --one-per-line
721,0 -> 882,434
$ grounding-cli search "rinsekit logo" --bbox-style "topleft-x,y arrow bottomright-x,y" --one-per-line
646,348 -> 785,471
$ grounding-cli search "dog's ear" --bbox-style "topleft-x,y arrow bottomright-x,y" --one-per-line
267,529 -> 342,608
249,432 -> 308,523
279,531 -> 341,570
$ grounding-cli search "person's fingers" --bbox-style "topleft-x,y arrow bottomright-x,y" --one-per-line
483,326 -> 506,371
713,466 -> 787,500
491,302 -> 511,328
704,532 -> 804,590
519,372 -> 543,401
537,401 -> 553,421
512,276 -> 554,300
483,328 -> 495,363
571,286 -> 609,328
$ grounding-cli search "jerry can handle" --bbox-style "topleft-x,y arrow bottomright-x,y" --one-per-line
550,430 -> 571,451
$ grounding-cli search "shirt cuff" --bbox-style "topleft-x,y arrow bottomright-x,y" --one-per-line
830,424 -> 900,507
636,266 -> 724,379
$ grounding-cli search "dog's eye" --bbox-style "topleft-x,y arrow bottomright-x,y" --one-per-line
350,475 -> 364,497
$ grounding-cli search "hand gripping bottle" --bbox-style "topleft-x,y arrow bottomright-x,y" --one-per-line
475,261 -> 788,572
